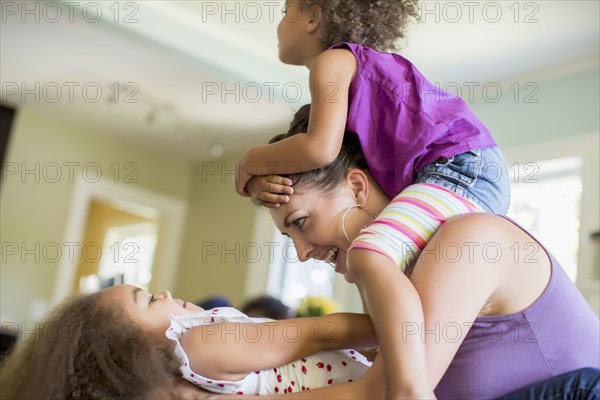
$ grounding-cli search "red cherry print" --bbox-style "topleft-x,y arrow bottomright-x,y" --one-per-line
301,358 -> 307,363
291,381 -> 295,386
217,384 -> 225,388
274,387 -> 279,393
284,389 -> 288,394
255,371 -> 260,374
317,362 -> 324,368
342,361 -> 347,366
236,391 -> 244,395
348,379 -> 354,382
277,374 -> 282,383
207,381 -> 213,384
301,386 -> 306,391
349,350 -> 355,354
210,317 -> 215,323
327,379 -> 333,385
288,386 -> 292,392
326,364 -> 332,372
301,365 -> 307,374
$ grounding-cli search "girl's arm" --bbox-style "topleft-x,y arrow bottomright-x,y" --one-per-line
180,312 -> 376,381
235,49 -> 357,196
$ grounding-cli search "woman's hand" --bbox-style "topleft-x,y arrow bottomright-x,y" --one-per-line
247,175 -> 294,208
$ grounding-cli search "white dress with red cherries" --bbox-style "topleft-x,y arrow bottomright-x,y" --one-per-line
165,307 -> 372,395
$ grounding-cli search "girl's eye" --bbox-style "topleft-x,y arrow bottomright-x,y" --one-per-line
293,217 -> 307,229
149,294 -> 155,305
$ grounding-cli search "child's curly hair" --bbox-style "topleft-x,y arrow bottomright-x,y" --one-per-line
0,291 -> 188,399
300,0 -> 420,51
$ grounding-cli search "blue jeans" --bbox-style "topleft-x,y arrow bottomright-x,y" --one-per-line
497,368 -> 600,400
415,146 -> 511,214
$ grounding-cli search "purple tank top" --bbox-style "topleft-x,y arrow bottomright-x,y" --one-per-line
329,42 -> 496,198
435,217 -> 600,399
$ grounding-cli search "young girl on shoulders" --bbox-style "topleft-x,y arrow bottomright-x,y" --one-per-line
235,2 -> 510,396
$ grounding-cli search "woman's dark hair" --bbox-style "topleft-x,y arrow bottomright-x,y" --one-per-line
0,291 -> 184,400
241,295 -> 292,320
299,0 -> 420,52
270,104 -> 368,193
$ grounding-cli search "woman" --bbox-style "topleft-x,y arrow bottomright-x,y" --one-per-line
259,104 -> 600,399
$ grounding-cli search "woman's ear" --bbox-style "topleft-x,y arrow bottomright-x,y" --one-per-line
346,169 -> 369,206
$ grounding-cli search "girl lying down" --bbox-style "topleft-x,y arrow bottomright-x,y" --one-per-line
0,284 -> 385,400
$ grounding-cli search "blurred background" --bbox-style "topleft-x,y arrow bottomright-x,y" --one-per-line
1,0 -> 599,347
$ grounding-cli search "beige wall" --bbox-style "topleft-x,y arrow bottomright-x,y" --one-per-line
175,160 -> 257,307
0,106 -> 191,325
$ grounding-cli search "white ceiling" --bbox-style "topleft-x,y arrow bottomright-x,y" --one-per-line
1,0 -> 599,162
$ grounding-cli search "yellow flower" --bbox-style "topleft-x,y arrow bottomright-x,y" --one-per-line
296,296 -> 339,317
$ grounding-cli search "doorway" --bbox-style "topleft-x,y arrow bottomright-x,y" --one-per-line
52,177 -> 187,304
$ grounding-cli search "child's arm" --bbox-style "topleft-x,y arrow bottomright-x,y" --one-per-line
180,312 -> 376,381
348,249 -> 435,399
235,49 -> 357,197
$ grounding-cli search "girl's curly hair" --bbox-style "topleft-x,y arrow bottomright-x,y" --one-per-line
0,291 -> 187,400
300,0 -> 420,51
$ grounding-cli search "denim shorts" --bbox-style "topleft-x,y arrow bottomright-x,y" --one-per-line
415,146 -> 511,214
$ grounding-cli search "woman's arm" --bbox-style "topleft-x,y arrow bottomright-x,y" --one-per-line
180,312 -> 376,381
234,49 -> 356,196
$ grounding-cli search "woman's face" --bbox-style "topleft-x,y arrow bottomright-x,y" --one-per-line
102,285 -> 203,337
269,183 -> 357,280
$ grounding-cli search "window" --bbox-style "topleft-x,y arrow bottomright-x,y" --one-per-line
97,222 -> 158,290
507,156 -> 583,281
266,233 -> 336,309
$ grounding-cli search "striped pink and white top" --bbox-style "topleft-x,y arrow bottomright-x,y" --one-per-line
349,183 -> 481,271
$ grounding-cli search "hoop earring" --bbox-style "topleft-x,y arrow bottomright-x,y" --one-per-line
341,204 -> 377,244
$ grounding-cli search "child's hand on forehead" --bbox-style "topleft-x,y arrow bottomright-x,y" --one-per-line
247,175 -> 294,208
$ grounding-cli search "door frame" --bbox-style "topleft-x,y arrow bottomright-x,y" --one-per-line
52,177 -> 187,304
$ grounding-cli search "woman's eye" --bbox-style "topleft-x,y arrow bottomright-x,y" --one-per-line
293,217 -> 307,229
148,294 -> 155,304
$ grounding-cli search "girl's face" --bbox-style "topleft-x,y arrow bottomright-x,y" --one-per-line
277,0 -> 318,65
103,285 -> 203,337
269,183 -> 357,281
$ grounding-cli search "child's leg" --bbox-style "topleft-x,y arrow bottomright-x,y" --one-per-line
350,182 -> 482,272
345,183 -> 483,396
415,146 -> 511,215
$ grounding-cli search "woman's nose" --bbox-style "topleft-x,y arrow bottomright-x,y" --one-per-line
156,290 -> 172,299
291,237 -> 314,262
